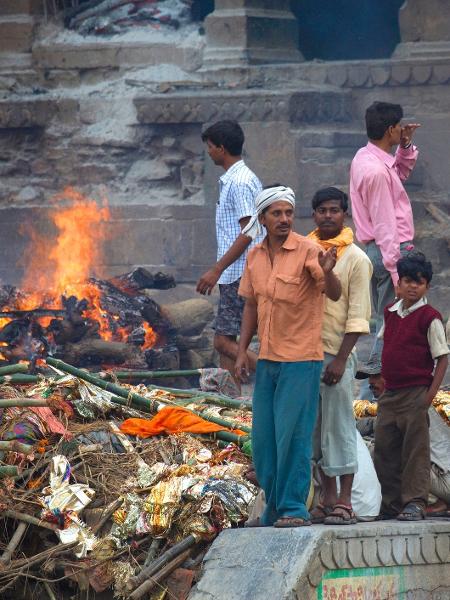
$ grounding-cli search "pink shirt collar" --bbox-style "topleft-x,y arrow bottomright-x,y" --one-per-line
366,142 -> 396,168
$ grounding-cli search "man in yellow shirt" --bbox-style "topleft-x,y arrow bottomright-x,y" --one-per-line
308,187 -> 372,525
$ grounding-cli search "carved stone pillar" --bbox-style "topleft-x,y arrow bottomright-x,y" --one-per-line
203,0 -> 303,66
394,0 -> 450,58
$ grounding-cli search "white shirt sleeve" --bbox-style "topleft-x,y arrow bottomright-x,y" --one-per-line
428,319 -> 450,359
377,321 -> 385,340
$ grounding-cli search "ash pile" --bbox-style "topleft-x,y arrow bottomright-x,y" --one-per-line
0,360 -> 255,599
63,0 -> 194,36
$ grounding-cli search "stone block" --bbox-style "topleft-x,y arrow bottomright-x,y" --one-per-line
0,0 -> 42,14
33,40 -> 203,72
0,16 -> 34,53
204,1 -> 302,65
399,0 -> 450,42
126,159 -> 171,182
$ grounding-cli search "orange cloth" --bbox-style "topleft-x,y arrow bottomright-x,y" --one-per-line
238,231 -> 325,362
119,406 -> 247,438
307,226 -> 354,259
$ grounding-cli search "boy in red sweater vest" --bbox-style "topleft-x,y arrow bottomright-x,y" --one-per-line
374,252 -> 448,520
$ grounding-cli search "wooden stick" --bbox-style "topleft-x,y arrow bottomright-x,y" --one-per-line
0,522 -> 27,565
43,581 -> 58,600
129,548 -> 193,599
4,510 -> 59,531
91,497 -> 123,534
128,534 -> 197,590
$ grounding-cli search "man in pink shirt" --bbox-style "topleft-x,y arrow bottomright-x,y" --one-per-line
350,101 -> 420,345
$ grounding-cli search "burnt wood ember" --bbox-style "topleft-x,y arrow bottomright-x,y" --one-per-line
109,268 -> 175,295
0,318 -> 48,362
90,277 -> 172,339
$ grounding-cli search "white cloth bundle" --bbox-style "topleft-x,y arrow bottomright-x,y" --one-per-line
242,185 -> 295,240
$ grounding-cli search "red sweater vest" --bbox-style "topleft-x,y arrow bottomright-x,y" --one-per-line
381,303 -> 442,390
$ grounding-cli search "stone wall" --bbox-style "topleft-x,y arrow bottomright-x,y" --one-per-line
0,2 -> 449,316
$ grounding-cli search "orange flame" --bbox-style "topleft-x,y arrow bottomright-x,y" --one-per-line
2,187 -> 157,351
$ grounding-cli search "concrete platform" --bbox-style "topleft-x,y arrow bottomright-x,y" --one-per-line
189,520 -> 450,599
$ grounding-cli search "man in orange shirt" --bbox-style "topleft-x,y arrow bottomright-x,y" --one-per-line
235,185 -> 341,527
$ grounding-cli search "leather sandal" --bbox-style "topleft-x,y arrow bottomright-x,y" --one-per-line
273,516 -> 311,528
397,502 -> 426,521
324,503 -> 357,525
309,503 -> 334,524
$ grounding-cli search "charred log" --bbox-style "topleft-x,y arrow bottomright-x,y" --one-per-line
62,338 -> 146,367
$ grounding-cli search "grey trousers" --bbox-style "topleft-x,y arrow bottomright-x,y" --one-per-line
364,241 -> 413,360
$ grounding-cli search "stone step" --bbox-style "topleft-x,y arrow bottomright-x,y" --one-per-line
33,37 -> 204,72
0,15 -> 35,53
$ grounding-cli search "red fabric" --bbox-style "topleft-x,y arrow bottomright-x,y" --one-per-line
382,303 -> 442,389
119,406 -> 247,438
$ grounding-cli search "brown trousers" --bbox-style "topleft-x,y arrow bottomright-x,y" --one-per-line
374,385 -> 430,514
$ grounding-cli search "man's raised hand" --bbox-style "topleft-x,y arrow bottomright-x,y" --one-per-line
318,246 -> 337,273
400,123 -> 421,148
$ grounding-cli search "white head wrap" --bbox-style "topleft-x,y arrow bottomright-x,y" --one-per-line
242,185 -> 296,240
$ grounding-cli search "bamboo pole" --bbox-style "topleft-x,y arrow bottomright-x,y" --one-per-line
146,384 -> 252,411
0,364 -> 29,376
0,466 -> 18,477
102,369 -> 201,380
0,374 -> 39,384
0,399 -> 48,408
0,441 -> 33,453
46,358 -> 250,445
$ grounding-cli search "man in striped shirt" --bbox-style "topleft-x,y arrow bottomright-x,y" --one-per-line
197,120 -> 262,382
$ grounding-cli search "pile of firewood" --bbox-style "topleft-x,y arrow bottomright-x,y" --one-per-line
0,268 -> 215,372
61,0 -> 193,35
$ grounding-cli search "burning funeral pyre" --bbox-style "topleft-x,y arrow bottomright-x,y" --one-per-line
0,188 -> 177,370
0,187 -> 256,598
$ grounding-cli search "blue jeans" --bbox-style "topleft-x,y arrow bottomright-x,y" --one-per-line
252,359 -> 322,525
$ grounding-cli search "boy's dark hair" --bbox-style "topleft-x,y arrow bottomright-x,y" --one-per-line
312,187 -> 348,212
201,120 -> 244,156
365,102 -> 403,140
397,251 -> 433,284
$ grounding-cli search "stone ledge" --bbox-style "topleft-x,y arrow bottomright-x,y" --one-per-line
188,522 -> 450,600
135,87 -> 353,125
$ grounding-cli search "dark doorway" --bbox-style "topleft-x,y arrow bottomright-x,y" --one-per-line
191,0 -> 404,60
290,0 -> 404,60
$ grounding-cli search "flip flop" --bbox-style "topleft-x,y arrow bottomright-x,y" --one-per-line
397,502 -> 426,521
273,516 -> 311,528
324,503 -> 357,525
